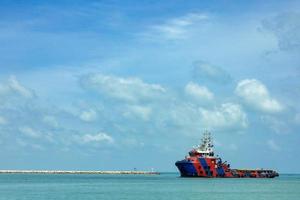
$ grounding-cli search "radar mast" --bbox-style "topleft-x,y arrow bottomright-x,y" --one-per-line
194,131 -> 214,157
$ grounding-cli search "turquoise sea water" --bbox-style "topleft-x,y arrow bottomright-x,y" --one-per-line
0,173 -> 299,200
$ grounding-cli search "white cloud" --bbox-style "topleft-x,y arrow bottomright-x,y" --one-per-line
199,103 -> 248,129
294,113 -> 300,125
81,132 -> 114,144
81,73 -> 166,102
168,102 -> 248,133
79,109 -> 97,122
18,126 -> 54,142
0,75 -> 33,99
8,76 -> 33,98
43,115 -> 59,128
192,61 -> 232,84
0,85 -> 8,97
0,116 -> 7,125
123,105 -> 152,121
121,137 -> 145,148
267,139 -> 281,151
16,139 -> 44,150
16,138 -> 28,147
19,127 -> 41,138
228,143 -> 238,151
235,79 -> 283,113
262,12 -> 300,52
167,103 -> 199,130
185,82 -> 214,101
213,141 -> 238,151
145,13 -> 209,40
261,115 -> 289,134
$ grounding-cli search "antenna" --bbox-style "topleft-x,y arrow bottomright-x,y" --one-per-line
194,131 -> 214,157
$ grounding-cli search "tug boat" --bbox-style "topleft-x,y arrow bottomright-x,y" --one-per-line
175,132 -> 279,178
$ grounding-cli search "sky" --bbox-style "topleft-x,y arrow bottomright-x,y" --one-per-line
0,0 -> 300,173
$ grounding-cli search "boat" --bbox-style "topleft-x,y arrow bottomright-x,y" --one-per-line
175,131 -> 279,178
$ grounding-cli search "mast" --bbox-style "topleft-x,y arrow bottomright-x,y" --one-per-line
193,131 -> 214,157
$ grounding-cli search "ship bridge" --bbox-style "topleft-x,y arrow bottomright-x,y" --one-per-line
191,131 -> 214,157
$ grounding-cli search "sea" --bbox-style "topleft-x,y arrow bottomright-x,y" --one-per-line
0,173 -> 299,200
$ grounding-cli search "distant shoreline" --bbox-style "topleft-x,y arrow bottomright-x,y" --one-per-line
0,170 -> 160,175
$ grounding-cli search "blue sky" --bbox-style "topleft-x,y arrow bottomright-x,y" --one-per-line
0,0 -> 300,172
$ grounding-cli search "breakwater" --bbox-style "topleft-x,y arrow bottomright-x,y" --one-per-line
0,170 -> 160,175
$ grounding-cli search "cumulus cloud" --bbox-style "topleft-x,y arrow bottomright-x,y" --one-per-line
0,116 -> 7,125
262,12 -> 300,52
168,102 -> 248,133
0,75 -> 33,99
79,109 -> 97,122
81,132 -> 114,144
199,103 -> 248,129
261,115 -> 289,134
19,127 -> 41,138
16,138 -> 45,150
121,137 -> 145,148
185,82 -> 214,101
267,139 -> 281,151
81,73 -> 166,102
8,76 -> 33,98
192,61 -> 232,84
235,79 -> 283,113
294,113 -> 300,125
228,143 -> 238,151
144,13 -> 209,40
123,105 -> 152,121
43,115 -> 59,128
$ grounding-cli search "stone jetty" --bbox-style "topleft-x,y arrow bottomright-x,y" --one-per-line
0,170 -> 160,175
